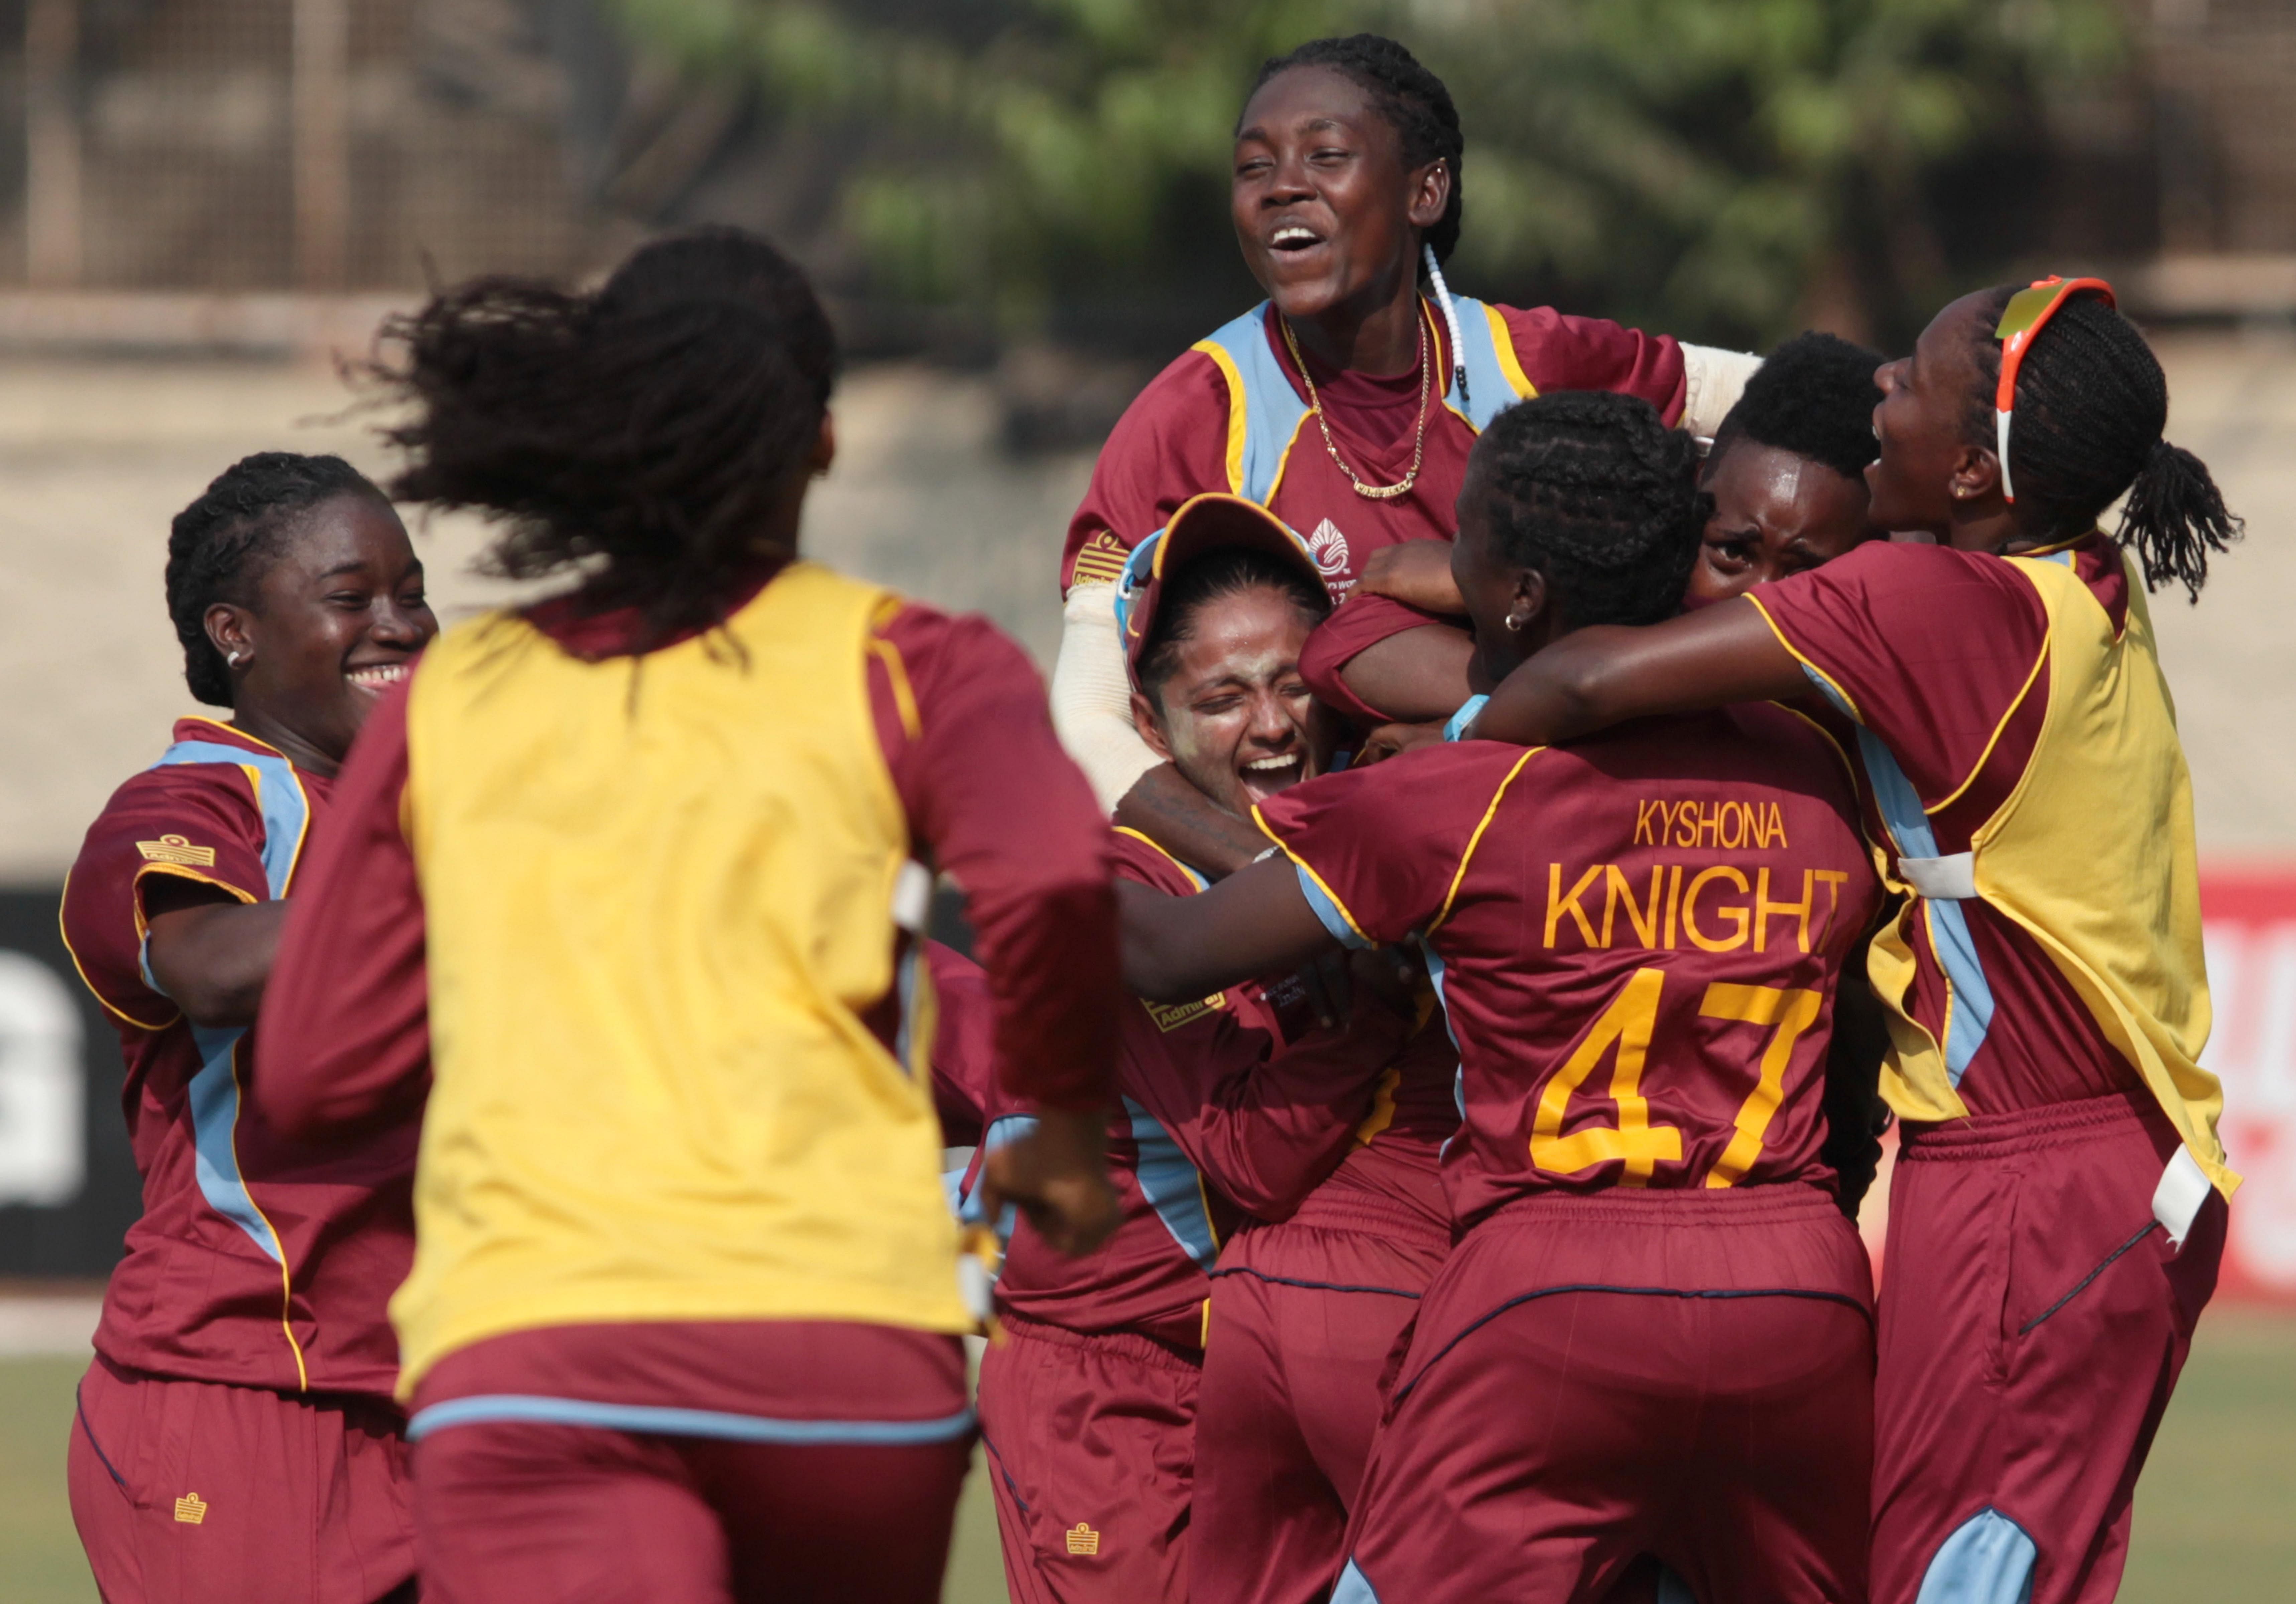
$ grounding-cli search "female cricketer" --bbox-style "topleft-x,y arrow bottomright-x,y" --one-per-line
1317,328 -> 1890,729
1468,279 -> 2242,1604
938,495 -> 1422,1604
1050,33 -> 1759,871
1186,331 -> 1898,1604
252,229 -> 1124,1604
1123,391 -> 1888,1603
60,452 -> 435,1604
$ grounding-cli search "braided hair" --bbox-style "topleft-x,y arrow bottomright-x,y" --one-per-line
1137,546 -> 1331,711
374,227 -> 836,648
165,452 -> 382,706
1964,287 -> 2240,600
1472,392 -> 1706,628
1248,35 -> 1464,266
1710,331 -> 1884,482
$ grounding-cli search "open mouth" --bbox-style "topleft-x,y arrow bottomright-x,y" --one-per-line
345,662 -> 410,696
1239,752 -> 1306,801
1269,224 -> 1324,254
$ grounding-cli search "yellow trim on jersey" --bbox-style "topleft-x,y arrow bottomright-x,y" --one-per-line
1927,635 -> 2051,818
1191,338 -> 1251,496
1744,594 -> 1865,722
1250,807 -> 1374,946
129,863 -> 258,940
1767,703 -> 1892,886
56,866 -> 174,1031
174,715 -> 285,756
1766,701 -> 1861,797
868,637 -> 923,742
1484,302 -> 1538,400
1427,749 -> 1544,936
219,1028 -> 310,1391
1259,413 -> 1312,508
1111,826 -> 1203,890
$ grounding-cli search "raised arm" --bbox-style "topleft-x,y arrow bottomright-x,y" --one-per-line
1118,852 -> 1341,1003
1468,594 -> 1807,747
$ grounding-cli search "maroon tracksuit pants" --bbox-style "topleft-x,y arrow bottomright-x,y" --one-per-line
1871,1091 -> 2225,1604
1335,1186 -> 1876,1604
1191,1191 -> 1449,1604
976,1313 -> 1202,1604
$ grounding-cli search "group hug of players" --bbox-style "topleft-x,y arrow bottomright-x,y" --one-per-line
56,29 -> 2243,1604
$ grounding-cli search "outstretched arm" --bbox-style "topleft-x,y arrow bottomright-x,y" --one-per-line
1468,595 -> 1808,747
1112,765 -> 1277,879
1119,852 -> 1342,1003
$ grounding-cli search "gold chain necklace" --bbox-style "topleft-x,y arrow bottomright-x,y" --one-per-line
1280,307 -> 1433,501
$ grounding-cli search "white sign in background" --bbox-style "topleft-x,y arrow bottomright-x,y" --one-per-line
2200,920 -> 2296,1292
0,949 -> 86,1207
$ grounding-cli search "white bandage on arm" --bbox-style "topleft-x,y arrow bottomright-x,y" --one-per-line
1050,580 -> 1161,812
1678,343 -> 1764,440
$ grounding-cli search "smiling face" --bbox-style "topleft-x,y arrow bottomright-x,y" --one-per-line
211,492 -> 437,770
1868,291 -> 2000,535
1133,585 -> 1333,816
1231,65 -> 1449,327
1686,442 -> 1876,605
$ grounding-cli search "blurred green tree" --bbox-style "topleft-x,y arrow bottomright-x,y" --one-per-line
610,0 -> 2125,351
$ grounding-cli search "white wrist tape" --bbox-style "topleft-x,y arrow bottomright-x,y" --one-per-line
1679,343 -> 1764,441
1051,580 -> 1161,813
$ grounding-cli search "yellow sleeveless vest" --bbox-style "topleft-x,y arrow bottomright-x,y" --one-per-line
392,562 -> 964,1394
1870,547 -> 2236,1197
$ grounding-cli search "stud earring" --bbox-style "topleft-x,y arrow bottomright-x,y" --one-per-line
227,651 -> 245,666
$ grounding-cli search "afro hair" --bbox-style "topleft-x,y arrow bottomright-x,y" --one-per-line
1709,331 -> 1885,482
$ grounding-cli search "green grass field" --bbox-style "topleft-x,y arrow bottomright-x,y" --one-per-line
9,1313 -> 2292,1601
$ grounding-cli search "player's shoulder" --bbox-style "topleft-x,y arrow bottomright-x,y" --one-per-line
1760,536 -> 2048,636
1723,700 -> 1861,786
873,597 -> 1036,682
1487,298 -> 1644,356
1108,826 -> 1209,895
84,720 -> 270,840
1272,741 -> 1535,837
1108,343 -> 1233,442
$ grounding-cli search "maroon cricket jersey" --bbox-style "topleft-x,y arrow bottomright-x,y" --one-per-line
1258,708 -> 1883,1230
61,717 -> 417,1398
1063,301 -> 1683,606
939,830 -> 1410,1349
1750,534 -> 2148,1113
1308,997 -> 1460,1238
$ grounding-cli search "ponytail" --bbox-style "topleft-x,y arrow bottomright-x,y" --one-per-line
1967,289 -> 2243,600
2117,438 -> 2242,603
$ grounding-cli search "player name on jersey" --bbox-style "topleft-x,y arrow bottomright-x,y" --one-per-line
1544,862 -> 1853,955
